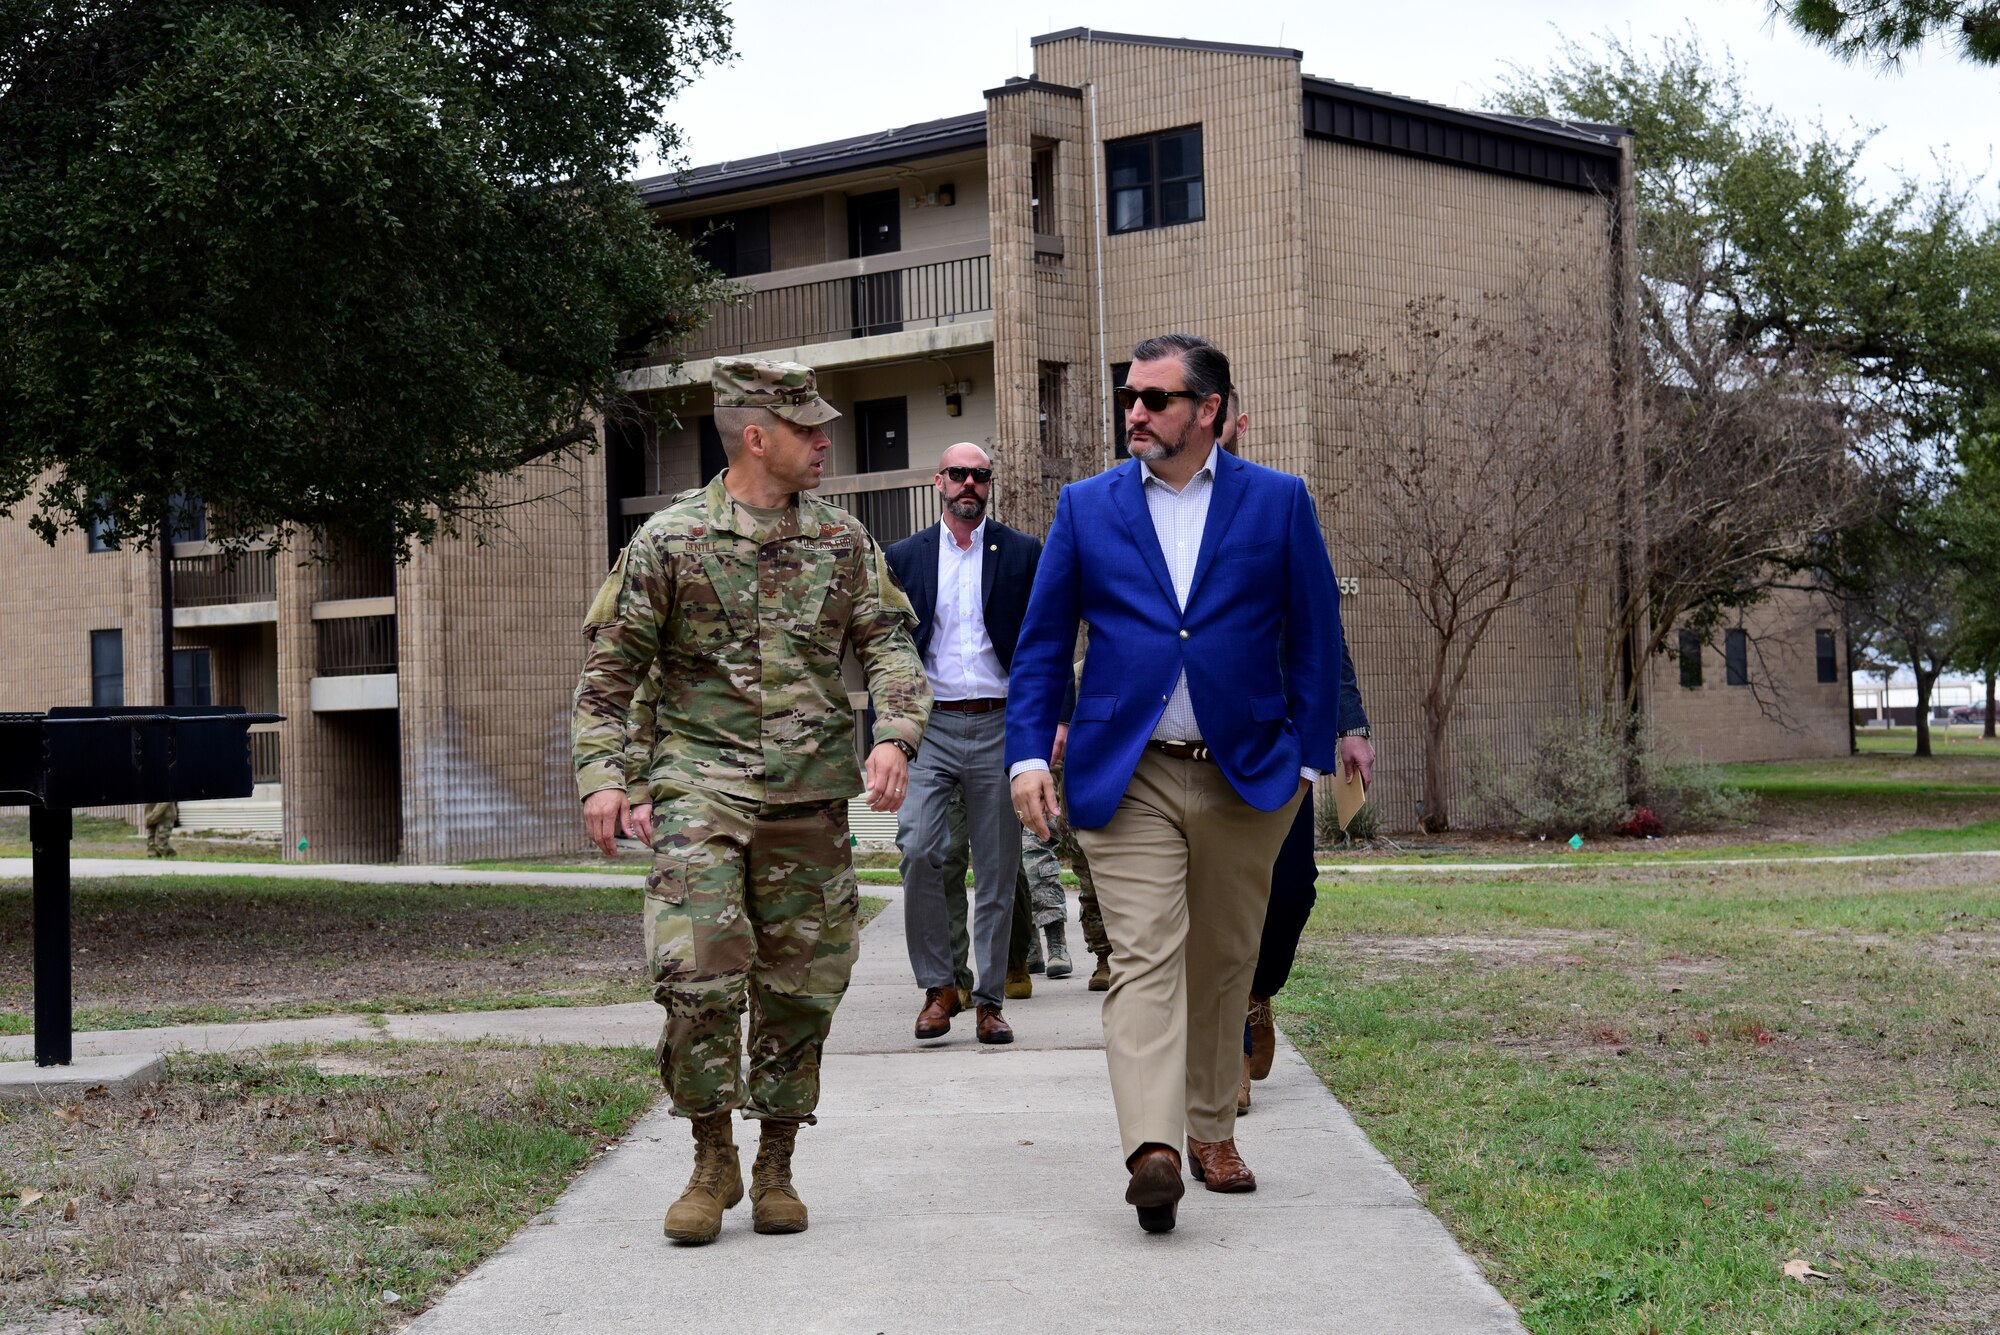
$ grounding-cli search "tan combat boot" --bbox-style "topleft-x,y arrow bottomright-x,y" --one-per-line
663,1111 -> 742,1244
749,1118 -> 810,1235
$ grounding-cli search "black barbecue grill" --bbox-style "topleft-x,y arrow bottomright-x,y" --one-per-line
2,706 -> 281,1066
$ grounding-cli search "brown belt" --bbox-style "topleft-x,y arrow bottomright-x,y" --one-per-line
1148,738 -> 1213,762
933,697 -> 1007,714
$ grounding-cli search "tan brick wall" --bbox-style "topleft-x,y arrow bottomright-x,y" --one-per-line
987,84 -> 1096,536
1646,590 -> 1850,763
397,456 -> 606,863
1302,136 -> 1623,827
278,544 -> 398,862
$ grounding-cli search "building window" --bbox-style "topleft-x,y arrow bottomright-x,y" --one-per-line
1724,629 -> 1748,686
1106,126 -> 1204,234
1816,628 -> 1838,683
169,493 -> 205,545
87,512 -> 117,551
693,207 -> 771,278
90,630 -> 123,708
1109,361 -> 1131,454
172,648 -> 212,707
1038,363 -> 1065,452
1677,630 -> 1703,689
1031,144 -> 1056,234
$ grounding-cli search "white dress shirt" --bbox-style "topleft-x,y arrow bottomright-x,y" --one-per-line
1142,446 -> 1218,742
927,518 -> 1008,701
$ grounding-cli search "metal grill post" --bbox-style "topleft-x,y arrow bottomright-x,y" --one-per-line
29,804 -> 72,1067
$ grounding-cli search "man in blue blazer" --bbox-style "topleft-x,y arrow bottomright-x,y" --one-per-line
1006,333 -> 1346,1234
887,443 -> 1044,1046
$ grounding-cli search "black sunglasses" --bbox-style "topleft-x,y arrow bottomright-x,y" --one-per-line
1115,386 -> 1206,412
941,466 -> 993,484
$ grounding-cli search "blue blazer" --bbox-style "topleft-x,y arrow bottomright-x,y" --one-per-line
1005,450 -> 1346,830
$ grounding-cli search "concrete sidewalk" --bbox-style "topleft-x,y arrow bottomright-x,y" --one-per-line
404,894 -> 1525,1335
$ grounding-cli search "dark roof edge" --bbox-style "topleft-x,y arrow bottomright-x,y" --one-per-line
636,113 -> 986,206
1031,26 -> 1302,60
986,76 -> 1085,100
1303,77 -> 1626,155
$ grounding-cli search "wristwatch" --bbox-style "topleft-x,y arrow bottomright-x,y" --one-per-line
1337,726 -> 1372,740
887,738 -> 918,761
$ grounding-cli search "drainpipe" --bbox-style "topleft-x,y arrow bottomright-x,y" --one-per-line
159,516 -> 175,706
1086,76 -> 1112,471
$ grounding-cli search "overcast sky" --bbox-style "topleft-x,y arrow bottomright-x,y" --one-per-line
653,0 -> 1996,211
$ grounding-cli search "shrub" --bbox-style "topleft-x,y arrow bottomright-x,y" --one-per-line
1316,787 -> 1381,847
1467,716 -> 1628,838
1468,717 -> 1748,838
1637,753 -> 1749,830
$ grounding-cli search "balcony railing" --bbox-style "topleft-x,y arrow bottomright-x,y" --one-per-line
316,615 -> 397,677
318,550 -> 395,603
819,473 -> 943,548
249,728 -> 281,784
616,471 -> 943,550
676,247 -> 992,360
171,548 -> 276,607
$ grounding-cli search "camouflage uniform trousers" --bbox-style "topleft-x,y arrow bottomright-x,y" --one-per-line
645,783 -> 860,1122
144,802 -> 178,858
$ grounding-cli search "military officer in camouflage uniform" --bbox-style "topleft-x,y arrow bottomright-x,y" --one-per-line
573,357 -> 931,1245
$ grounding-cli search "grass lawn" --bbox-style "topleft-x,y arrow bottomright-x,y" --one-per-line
0,875 -> 888,1035
1277,858 -> 1999,1334
0,1041 -> 657,1331
0,813 -> 283,863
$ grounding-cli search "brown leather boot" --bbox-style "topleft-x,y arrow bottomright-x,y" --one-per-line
663,1112 -> 742,1243
749,1118 -> 810,1234
1186,1135 -> 1257,1193
1088,952 -> 1111,992
1247,994 -> 1277,1080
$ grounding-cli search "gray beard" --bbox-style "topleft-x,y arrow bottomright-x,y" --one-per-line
947,494 -> 986,521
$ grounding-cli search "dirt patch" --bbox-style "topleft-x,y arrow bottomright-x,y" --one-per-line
0,1044 -> 650,1329
0,881 -> 646,1023
1339,930 -> 1611,971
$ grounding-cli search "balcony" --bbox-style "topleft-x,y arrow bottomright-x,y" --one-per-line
819,470 -> 943,547
618,469 -> 943,549
648,243 -> 993,366
170,548 -> 278,626
310,610 -> 398,712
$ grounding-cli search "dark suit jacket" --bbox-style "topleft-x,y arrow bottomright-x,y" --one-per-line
885,518 -> 1042,670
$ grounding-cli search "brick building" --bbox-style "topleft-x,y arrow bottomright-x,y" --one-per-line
0,27 -> 1850,859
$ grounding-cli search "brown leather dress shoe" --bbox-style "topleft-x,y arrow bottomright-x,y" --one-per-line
1185,1136 -> 1257,1193
1247,994 -> 1277,1080
1125,1144 -> 1185,1233
914,986 -> 961,1040
975,1003 -> 1014,1045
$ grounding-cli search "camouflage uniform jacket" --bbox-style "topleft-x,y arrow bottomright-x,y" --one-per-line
574,471 -> 932,805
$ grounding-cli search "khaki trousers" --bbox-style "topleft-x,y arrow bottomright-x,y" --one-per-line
1075,747 -> 1304,1159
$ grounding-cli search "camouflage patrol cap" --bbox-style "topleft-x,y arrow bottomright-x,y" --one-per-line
711,358 -> 841,426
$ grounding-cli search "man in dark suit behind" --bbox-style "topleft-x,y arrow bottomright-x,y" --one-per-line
886,443 -> 1043,1046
